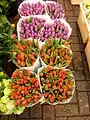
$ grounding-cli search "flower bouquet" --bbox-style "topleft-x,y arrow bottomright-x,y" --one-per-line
46,1 -> 65,20
40,19 -> 72,41
38,66 -> 75,105
39,38 -> 72,68
11,68 -> 42,108
18,0 -> 47,17
17,16 -> 46,40
10,39 -> 40,71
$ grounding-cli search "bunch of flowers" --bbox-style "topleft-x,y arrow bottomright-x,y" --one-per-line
46,1 -> 65,20
18,1 -> 46,17
18,0 -> 65,20
20,17 -> 45,39
40,38 -> 72,68
10,39 -> 39,67
40,19 -> 70,41
38,66 -> 75,105
11,68 -> 42,107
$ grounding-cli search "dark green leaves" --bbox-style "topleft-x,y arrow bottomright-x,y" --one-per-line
0,0 -> 15,15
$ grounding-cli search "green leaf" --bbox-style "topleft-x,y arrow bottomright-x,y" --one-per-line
0,7 -> 2,13
59,37 -> 63,45
45,85 -> 48,91
0,15 -> 9,23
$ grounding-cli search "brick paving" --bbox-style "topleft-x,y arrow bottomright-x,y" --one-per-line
1,0 -> 90,120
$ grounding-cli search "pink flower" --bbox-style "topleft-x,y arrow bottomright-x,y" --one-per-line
11,34 -> 16,39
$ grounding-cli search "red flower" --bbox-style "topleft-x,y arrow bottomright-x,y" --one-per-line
59,70 -> 66,79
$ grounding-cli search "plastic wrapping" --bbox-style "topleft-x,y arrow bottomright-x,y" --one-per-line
58,19 -> 72,39
39,40 -> 72,68
39,18 -> 72,41
11,67 -> 43,107
46,1 -> 65,20
12,56 -> 40,72
38,66 -> 75,105
11,38 -> 40,72
53,19 -> 72,39
17,14 -> 72,41
17,15 -> 50,40
18,0 -> 47,18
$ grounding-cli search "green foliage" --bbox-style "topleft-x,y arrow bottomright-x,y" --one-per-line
0,0 -> 15,15
0,15 -> 15,70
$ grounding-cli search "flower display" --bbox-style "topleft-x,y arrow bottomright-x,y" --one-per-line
11,68 -> 42,107
40,38 -> 72,68
38,66 -> 75,104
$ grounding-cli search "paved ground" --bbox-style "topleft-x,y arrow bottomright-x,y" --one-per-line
1,0 -> 90,120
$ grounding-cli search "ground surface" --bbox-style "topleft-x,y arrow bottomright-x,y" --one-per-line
1,0 -> 90,120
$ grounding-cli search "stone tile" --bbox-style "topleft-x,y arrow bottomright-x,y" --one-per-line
30,119 -> 42,120
74,10 -> 79,17
55,104 -> 78,116
88,92 -> 90,96
73,6 -> 80,17
56,0 -> 64,5
68,117 -> 90,120
88,96 -> 90,104
73,6 -> 79,10
65,11 -> 74,17
19,118 -> 42,120
71,44 -> 84,52
78,27 -> 84,44
65,1 -> 73,10
64,0 -> 71,4
9,115 -> 16,120
70,91 -> 77,103
43,105 -> 54,120
3,116 -> 8,120
79,44 -> 85,52
13,19 -> 19,27
13,14 -> 20,20
67,63 -> 73,70
83,61 -> 90,80
70,37 -> 80,44
73,71 -> 85,80
30,103 -> 41,118
82,52 -> 87,61
71,44 -> 80,52
67,17 -> 78,23
78,92 -> 90,115
70,23 -> 79,37
18,108 -> 29,119
0,116 -> 3,120
78,33 -> 83,44
73,52 -> 83,70
76,81 -> 90,91
56,117 -> 67,120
